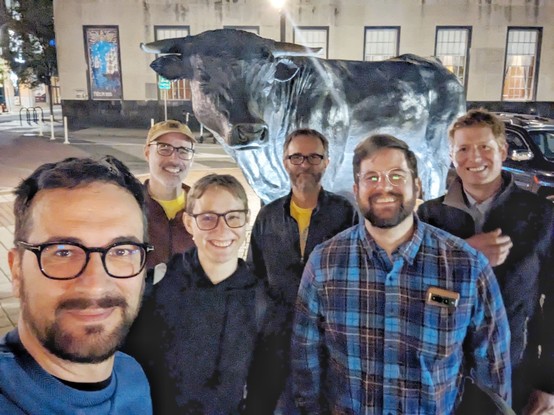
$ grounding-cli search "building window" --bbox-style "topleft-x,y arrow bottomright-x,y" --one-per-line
363,27 -> 399,61
154,26 -> 191,101
223,26 -> 259,34
502,28 -> 541,101
435,27 -> 471,86
293,27 -> 328,58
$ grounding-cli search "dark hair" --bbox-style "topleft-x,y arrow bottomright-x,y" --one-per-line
353,134 -> 418,182
13,156 -> 147,244
186,174 -> 248,213
449,108 -> 506,147
283,128 -> 330,157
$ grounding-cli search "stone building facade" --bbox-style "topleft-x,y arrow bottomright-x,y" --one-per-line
53,0 -> 554,127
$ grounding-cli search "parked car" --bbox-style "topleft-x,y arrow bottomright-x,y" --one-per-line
497,112 -> 554,202
446,112 -> 554,202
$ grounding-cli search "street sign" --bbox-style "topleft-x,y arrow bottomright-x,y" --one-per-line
158,77 -> 171,90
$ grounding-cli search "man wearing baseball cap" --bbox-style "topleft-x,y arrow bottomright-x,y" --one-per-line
144,120 -> 196,269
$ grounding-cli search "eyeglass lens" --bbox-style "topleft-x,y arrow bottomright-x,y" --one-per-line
155,143 -> 194,160
39,243 -> 146,279
360,169 -> 409,187
194,210 -> 248,230
288,154 -> 324,165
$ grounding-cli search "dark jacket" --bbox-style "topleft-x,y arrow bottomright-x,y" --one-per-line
418,173 -> 554,412
144,180 -> 194,269
246,188 -> 358,413
124,248 -> 268,415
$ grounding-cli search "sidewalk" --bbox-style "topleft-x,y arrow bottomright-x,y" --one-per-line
0,127 -> 261,336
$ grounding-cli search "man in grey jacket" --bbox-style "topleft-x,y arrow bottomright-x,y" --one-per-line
418,109 -> 554,414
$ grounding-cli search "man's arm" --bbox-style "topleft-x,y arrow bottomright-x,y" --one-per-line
526,210 -> 554,414
466,258 -> 512,407
291,262 -> 324,414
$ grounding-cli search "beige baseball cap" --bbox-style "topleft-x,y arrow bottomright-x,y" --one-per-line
146,120 -> 196,145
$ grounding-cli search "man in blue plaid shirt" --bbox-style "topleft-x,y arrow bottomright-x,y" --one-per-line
291,134 -> 511,414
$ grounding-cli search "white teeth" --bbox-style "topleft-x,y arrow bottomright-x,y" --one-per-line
376,196 -> 395,203
211,240 -> 233,248
468,166 -> 486,172
165,167 -> 181,173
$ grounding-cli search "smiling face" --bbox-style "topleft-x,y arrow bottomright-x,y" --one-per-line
284,134 -> 329,194
184,186 -> 248,269
9,183 -> 146,363
354,148 -> 420,229
145,132 -> 195,196
451,125 -> 507,200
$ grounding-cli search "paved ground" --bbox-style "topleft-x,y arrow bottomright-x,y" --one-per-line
0,120 -> 262,336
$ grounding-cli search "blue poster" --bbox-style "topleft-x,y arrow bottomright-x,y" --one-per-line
85,27 -> 122,100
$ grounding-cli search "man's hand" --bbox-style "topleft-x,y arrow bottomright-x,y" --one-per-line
523,390 -> 554,415
465,228 -> 513,267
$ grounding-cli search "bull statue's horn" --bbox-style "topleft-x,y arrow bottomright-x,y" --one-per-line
140,37 -> 189,54
272,41 -> 322,57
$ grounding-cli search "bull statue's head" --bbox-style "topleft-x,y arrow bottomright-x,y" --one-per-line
142,29 -> 465,204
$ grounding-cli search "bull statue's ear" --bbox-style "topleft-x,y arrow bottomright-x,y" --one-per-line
275,58 -> 300,83
151,55 -> 193,80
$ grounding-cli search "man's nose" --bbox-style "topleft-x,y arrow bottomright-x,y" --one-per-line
75,253 -> 111,291
375,174 -> 393,190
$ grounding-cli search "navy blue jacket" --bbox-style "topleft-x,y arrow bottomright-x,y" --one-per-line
418,173 -> 554,412
125,248 -> 268,415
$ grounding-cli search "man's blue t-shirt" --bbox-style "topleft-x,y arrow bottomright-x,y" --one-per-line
0,329 -> 152,414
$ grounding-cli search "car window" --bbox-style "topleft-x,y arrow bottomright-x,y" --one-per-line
529,131 -> 554,160
506,130 -> 529,152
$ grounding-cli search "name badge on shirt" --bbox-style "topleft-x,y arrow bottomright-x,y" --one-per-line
426,287 -> 460,309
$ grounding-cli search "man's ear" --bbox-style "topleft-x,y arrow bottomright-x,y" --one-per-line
183,213 -> 194,234
144,144 -> 151,161
415,177 -> 423,200
8,249 -> 22,298
501,142 -> 508,162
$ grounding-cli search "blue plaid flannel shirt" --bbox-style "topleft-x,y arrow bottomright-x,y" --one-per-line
291,217 -> 511,414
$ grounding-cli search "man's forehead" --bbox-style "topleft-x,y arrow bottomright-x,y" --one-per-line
286,135 -> 324,151
361,148 -> 408,171
155,133 -> 194,146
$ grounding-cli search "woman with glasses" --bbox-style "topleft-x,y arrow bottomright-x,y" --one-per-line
124,174 -> 268,415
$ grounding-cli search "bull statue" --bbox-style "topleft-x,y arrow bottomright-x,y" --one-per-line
142,29 -> 465,203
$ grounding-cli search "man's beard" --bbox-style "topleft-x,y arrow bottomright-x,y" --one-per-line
20,280 -> 141,364
360,191 -> 416,229
289,171 -> 323,193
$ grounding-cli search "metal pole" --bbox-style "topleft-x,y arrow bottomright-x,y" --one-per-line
50,115 -> 55,140
164,89 -> 168,121
38,117 -> 43,137
63,116 -> 70,144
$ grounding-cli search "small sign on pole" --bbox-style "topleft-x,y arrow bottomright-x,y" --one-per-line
158,77 -> 171,90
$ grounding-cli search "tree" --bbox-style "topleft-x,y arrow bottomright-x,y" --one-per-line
0,0 -> 57,117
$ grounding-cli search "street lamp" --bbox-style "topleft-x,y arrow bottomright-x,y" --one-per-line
270,0 -> 286,42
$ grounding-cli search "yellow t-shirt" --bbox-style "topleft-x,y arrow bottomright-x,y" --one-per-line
290,200 -> 314,258
153,192 -> 186,220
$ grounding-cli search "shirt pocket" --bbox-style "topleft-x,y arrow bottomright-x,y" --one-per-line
418,304 -> 465,363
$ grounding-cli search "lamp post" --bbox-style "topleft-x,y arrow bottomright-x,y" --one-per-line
270,0 -> 287,42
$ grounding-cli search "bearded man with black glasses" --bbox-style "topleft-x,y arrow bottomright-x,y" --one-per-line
1,156 -> 153,415
247,128 -> 359,414
144,119 -> 197,269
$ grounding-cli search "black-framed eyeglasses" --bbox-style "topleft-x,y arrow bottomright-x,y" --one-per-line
17,240 -> 154,280
150,142 -> 195,160
189,210 -> 249,231
357,168 -> 410,188
286,153 -> 325,165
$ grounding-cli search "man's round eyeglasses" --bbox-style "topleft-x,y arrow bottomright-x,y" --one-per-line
17,240 -> 154,280
286,153 -> 325,165
357,168 -> 410,188
150,142 -> 195,160
189,210 -> 249,231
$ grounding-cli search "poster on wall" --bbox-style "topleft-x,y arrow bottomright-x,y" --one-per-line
84,26 -> 123,100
